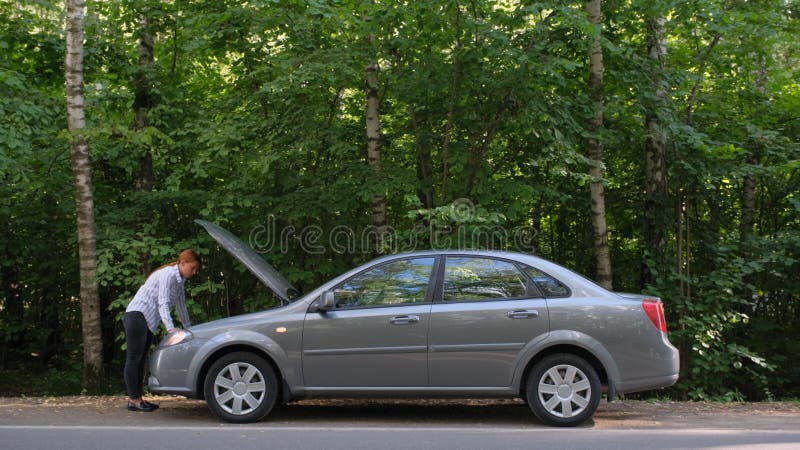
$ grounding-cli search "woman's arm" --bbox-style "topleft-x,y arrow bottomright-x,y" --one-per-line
175,288 -> 191,329
156,268 -> 177,331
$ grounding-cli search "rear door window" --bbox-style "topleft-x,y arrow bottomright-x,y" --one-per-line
442,257 -> 528,301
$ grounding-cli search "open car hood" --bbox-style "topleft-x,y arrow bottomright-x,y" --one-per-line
195,219 -> 299,304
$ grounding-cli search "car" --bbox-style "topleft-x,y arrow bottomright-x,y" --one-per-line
148,219 -> 679,427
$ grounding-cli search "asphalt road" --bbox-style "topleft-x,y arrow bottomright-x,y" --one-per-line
3,425 -> 800,450
2,397 -> 799,450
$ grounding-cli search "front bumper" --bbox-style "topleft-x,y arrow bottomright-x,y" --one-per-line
147,337 -> 205,397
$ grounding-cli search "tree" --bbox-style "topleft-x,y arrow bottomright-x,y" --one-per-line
133,6 -> 155,194
586,0 -> 612,289
65,0 -> 104,391
366,58 -> 387,247
642,7 -> 669,289
132,4 -> 156,277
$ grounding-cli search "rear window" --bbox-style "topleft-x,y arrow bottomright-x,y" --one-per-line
523,266 -> 570,298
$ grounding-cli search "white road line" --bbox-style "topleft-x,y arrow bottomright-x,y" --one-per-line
0,425 -> 798,434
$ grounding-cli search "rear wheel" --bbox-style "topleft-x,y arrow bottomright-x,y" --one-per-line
203,351 -> 279,423
526,353 -> 601,427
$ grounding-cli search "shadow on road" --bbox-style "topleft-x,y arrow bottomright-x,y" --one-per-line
271,399 -> 551,427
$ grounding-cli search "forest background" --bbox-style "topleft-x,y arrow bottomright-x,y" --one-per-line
1,0 -> 798,401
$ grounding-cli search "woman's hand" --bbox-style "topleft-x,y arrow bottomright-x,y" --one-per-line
163,328 -> 190,346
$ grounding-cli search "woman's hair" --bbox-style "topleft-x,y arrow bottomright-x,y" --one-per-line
151,249 -> 201,275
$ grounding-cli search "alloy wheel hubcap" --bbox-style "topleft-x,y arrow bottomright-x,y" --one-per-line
537,364 -> 591,418
213,362 -> 266,415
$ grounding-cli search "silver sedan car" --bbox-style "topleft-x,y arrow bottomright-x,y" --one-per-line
148,220 -> 679,426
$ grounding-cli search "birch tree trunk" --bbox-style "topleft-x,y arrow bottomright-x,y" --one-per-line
642,14 -> 669,289
366,59 -> 387,247
66,0 -> 105,392
586,0 -> 613,289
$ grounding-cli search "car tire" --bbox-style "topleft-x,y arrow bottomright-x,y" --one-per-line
203,351 -> 279,423
526,353 -> 601,427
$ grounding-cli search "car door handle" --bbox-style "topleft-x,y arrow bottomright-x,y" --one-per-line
507,309 -> 539,319
390,315 -> 420,325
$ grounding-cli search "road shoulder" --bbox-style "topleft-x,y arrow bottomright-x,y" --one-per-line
0,397 -> 798,430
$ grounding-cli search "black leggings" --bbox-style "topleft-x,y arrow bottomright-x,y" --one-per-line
123,311 -> 154,399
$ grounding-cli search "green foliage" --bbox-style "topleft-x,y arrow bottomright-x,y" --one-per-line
391,197 -> 510,252
1,0 -> 798,398
0,363 -> 84,397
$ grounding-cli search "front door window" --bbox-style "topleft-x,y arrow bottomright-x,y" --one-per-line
334,257 -> 435,308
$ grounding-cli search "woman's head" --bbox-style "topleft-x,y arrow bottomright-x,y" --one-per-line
177,249 -> 201,279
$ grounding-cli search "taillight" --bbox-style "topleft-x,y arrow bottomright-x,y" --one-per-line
642,298 -> 667,332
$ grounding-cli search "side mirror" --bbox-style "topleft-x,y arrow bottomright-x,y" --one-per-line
312,290 -> 336,313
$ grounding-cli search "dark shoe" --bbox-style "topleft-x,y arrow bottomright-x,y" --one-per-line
142,400 -> 159,410
127,401 -> 156,412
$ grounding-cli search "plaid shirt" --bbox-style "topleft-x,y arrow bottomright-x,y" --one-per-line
126,264 -> 191,333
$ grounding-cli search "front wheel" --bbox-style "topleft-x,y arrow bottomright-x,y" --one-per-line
526,353 -> 601,427
203,351 -> 279,423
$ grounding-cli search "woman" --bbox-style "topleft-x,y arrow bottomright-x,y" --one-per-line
123,249 -> 201,412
